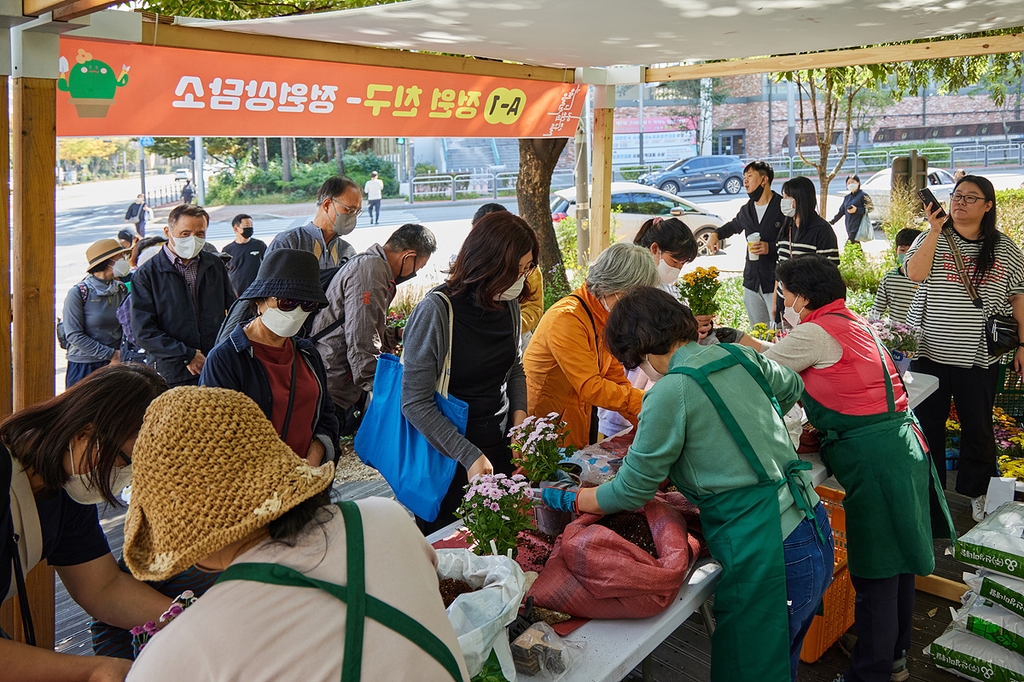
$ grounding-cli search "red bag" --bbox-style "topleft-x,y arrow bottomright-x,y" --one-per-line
527,492 -> 704,619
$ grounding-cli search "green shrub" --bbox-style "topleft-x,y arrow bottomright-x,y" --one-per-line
715,276 -> 747,330
839,241 -> 891,295
997,189 -> 1024,246
847,289 -> 875,317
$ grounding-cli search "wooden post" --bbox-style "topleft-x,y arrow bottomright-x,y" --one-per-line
589,87 -> 614,258
8,76 -> 57,650
0,74 -> 15,641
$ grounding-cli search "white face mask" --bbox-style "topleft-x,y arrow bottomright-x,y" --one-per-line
780,198 -> 797,218
170,234 -> 205,260
640,357 -> 664,383
656,258 -> 682,285
783,300 -> 804,328
495,274 -> 526,302
64,442 -> 132,505
847,183 -> 859,192
112,258 -> 131,278
260,305 -> 310,338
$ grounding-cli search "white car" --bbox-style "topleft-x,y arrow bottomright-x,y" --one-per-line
860,167 -> 956,222
550,182 -> 726,256
173,168 -> 193,181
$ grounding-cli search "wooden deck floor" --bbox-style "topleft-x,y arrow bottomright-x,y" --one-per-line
57,472 -> 977,682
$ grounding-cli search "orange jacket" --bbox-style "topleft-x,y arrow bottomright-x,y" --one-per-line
523,285 -> 642,449
520,268 -> 545,333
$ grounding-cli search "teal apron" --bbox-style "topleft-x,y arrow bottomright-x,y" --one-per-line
669,345 -> 825,682
802,313 -> 954,579
216,502 -> 464,682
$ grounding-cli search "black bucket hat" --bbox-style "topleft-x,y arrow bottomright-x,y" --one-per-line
239,248 -> 328,305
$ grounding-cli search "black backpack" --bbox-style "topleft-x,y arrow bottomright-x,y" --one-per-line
215,258 -> 348,345
55,282 -> 88,351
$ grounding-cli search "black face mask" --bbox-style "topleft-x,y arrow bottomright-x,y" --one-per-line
394,254 -> 417,285
747,183 -> 765,202
241,227 -> 254,239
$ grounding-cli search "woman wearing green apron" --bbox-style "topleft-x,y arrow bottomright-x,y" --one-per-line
122,386 -> 469,682
542,287 -> 834,682
754,255 -> 953,682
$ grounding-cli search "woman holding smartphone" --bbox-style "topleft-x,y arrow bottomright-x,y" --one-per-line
904,175 -> 1024,521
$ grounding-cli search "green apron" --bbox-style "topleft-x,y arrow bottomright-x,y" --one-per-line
801,313 -> 954,579
216,502 -> 463,682
669,344 -> 825,682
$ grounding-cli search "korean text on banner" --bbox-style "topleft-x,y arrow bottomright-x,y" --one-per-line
56,38 -> 586,139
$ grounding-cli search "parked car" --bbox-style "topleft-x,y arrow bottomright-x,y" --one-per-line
861,167 -> 956,222
173,168 -> 193,181
636,155 -> 746,196
551,182 -> 727,256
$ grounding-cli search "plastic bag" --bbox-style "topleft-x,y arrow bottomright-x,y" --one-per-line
436,549 -> 528,681
511,622 -> 583,680
783,404 -> 805,450
926,624 -> 1024,681
965,571 -> 1024,621
955,502 -> 1024,580
952,592 -> 1024,655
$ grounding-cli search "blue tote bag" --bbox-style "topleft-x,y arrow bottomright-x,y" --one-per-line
354,293 -> 467,521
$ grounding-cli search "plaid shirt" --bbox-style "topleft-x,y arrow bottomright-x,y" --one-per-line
163,245 -> 199,309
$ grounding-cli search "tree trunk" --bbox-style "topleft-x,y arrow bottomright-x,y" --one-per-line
335,137 -> 346,176
325,137 -> 334,160
258,137 -> 268,170
281,137 -> 293,183
518,139 -> 569,301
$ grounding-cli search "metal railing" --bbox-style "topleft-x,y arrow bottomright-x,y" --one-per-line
145,184 -> 182,208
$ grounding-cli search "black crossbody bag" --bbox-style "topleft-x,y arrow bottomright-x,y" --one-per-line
943,226 -> 1019,357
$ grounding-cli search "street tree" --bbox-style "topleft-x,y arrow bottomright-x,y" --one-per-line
518,139 -> 570,298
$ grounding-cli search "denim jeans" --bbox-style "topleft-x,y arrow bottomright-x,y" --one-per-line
65,360 -> 110,388
784,502 -> 835,681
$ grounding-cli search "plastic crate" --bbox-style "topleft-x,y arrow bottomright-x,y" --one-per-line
995,356 -> 1024,422
800,486 -> 857,664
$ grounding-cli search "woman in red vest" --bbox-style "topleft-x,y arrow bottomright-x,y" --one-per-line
749,255 -> 953,682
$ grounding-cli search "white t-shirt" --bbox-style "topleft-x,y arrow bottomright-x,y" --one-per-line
904,230 -> 1024,368
365,178 -> 384,201
754,202 -> 770,224
127,498 -> 469,682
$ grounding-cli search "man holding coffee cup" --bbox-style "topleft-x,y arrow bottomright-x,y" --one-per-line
707,161 -> 784,326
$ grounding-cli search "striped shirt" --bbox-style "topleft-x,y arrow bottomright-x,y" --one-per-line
868,269 -> 919,324
904,230 -> 1024,368
775,215 -> 841,303
163,245 -> 199,309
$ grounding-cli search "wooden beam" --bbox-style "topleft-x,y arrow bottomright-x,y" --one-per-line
916,574 -> 968,603
589,106 -> 613,258
52,0 -> 119,21
0,76 -> 12,423
140,23 -> 574,83
647,33 -> 1024,82
11,76 -> 57,649
22,0 -> 75,16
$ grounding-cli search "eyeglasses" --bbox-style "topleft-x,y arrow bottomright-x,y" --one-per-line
951,193 -> 985,205
275,298 -> 320,313
332,198 -> 363,218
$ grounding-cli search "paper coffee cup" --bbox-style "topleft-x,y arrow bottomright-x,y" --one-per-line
747,232 -> 761,261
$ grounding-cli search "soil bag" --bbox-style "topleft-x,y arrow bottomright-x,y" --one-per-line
527,492 -> 702,619
927,625 -> 1024,682
953,592 -> 1024,655
436,549 -> 528,680
965,571 -> 1024,621
955,502 -> 1024,580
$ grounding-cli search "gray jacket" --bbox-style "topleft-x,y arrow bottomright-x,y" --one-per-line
313,244 -> 399,409
267,222 -> 356,270
401,288 -> 526,469
63,276 -> 127,363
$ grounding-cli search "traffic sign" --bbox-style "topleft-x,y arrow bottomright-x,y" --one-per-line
140,136 -> 155,147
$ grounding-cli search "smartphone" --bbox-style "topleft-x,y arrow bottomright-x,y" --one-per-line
918,187 -> 947,219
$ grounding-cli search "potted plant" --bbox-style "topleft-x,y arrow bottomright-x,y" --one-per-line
509,414 -> 578,536
455,473 -> 535,557
675,266 -> 722,316
869,319 -> 921,376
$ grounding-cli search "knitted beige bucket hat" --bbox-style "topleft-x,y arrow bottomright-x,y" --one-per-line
124,386 -> 335,581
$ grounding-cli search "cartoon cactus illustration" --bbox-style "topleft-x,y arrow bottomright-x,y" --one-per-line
58,48 -> 129,118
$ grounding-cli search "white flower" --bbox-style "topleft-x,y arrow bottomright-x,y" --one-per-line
148,552 -> 175,575
253,492 -> 283,516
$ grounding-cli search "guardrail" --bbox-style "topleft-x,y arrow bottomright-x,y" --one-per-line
145,184 -> 181,208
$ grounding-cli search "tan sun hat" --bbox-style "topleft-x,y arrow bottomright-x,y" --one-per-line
86,238 -> 132,271
124,386 -> 335,581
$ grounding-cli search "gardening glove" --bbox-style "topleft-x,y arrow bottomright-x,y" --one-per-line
713,327 -> 743,344
541,480 -> 579,514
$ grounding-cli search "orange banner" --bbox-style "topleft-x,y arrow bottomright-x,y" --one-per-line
56,37 -> 585,139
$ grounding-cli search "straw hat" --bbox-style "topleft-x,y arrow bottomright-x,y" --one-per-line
124,386 -> 335,581
86,238 -> 131,271
238,248 -> 328,305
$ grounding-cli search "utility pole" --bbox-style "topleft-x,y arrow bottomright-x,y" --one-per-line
637,83 -> 645,166
195,136 -> 205,206
574,123 -> 590,267
787,80 -> 796,158
139,148 -> 146,198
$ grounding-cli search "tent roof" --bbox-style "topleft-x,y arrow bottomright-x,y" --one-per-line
182,0 -> 1024,70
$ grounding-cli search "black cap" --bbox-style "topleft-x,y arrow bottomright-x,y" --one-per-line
239,248 -> 328,305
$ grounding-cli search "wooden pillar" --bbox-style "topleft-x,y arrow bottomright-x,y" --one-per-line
589,87 -> 614,258
7,75 -> 57,650
0,73 -> 15,642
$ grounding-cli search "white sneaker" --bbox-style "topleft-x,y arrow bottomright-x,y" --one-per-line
971,495 -> 987,523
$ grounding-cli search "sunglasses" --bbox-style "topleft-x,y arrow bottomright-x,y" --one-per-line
275,298 -> 320,313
